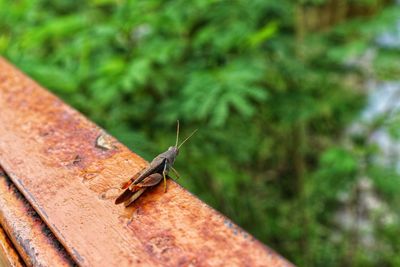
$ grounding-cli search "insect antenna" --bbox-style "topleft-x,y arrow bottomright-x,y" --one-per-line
178,129 -> 198,149
175,120 -> 180,147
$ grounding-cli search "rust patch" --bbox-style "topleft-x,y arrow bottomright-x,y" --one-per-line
0,58 -> 294,267
146,234 -> 181,260
73,155 -> 81,164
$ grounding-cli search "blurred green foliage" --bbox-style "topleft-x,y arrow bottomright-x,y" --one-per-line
1,0 -> 400,266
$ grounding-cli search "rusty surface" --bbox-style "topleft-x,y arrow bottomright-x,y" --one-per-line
0,168 -> 76,266
0,226 -> 24,267
0,57 -> 294,267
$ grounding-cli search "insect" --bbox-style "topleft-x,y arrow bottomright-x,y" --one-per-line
115,121 -> 197,207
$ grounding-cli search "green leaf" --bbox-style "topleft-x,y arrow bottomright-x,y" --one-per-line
247,21 -> 278,47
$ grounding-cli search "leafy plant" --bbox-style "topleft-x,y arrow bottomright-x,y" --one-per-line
1,0 -> 399,266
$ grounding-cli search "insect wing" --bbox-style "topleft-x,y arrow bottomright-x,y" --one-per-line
115,188 -> 135,204
124,189 -> 146,207
137,173 -> 163,187
132,157 -> 166,185
121,170 -> 143,189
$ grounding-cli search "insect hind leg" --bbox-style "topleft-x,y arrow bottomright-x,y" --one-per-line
162,162 -> 168,193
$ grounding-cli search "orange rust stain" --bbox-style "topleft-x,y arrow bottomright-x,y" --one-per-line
0,58 -> 294,267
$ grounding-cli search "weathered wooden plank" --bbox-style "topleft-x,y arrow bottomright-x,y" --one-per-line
0,226 -> 24,267
0,168 -> 75,267
0,57 -> 293,267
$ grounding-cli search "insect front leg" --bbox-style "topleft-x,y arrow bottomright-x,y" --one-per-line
171,166 -> 180,180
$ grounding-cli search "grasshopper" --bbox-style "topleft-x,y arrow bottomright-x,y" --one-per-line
115,121 -> 197,207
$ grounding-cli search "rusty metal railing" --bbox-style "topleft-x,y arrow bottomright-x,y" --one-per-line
0,167 -> 74,266
0,58 -> 293,267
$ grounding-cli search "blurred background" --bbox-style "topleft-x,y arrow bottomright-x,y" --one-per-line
1,0 -> 400,266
